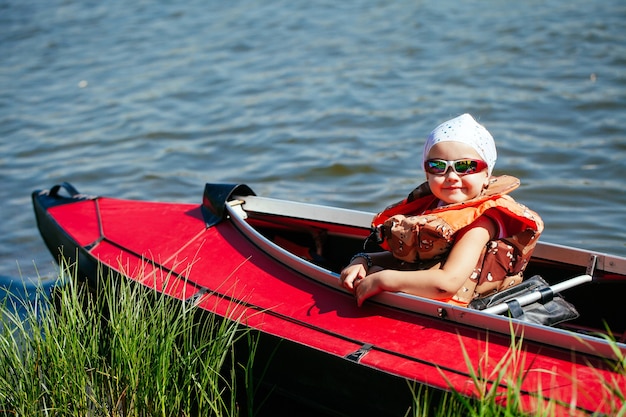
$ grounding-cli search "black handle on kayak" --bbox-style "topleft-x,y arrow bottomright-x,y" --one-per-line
49,182 -> 81,198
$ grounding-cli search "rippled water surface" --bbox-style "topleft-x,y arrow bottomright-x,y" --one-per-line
2,0 -> 625,281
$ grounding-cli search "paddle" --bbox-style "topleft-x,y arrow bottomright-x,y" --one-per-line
482,274 -> 593,316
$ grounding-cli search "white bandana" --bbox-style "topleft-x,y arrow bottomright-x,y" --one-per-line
422,114 -> 497,176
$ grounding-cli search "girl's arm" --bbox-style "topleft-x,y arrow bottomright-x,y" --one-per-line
352,215 -> 496,307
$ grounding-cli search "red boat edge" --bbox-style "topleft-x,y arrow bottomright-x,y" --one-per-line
31,182 -> 626,416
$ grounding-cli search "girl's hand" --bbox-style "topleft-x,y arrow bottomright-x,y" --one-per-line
339,263 -> 367,291
354,272 -> 385,307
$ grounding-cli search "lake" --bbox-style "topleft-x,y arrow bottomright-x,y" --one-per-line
2,0 -> 625,288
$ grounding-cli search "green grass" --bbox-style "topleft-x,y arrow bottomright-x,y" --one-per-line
0,263 -> 247,417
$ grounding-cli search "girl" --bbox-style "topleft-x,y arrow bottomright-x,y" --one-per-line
340,114 -> 543,307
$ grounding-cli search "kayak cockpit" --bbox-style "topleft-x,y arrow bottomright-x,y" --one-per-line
225,194 -> 626,349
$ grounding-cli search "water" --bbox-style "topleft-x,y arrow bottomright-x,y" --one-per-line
2,0 -> 625,284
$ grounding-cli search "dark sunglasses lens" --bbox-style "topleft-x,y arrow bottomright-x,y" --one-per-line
426,160 -> 447,174
454,160 -> 477,174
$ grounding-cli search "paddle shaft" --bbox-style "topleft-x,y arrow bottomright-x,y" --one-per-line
482,274 -> 592,315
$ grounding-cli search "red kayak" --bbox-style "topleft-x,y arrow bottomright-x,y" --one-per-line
33,182 -> 626,416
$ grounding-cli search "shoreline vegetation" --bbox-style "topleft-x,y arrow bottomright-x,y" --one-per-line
0,263 -> 247,417
1,262 -> 624,416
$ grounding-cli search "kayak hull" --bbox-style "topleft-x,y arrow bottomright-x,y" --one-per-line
32,183 -> 626,416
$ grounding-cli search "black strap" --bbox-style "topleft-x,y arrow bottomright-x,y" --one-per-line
538,287 -> 554,304
506,299 -> 524,318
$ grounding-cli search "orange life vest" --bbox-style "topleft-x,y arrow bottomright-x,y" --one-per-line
371,175 -> 544,305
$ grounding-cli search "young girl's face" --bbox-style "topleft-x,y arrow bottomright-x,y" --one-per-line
425,141 -> 490,204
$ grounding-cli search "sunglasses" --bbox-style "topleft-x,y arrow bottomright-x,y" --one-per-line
424,159 -> 488,176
